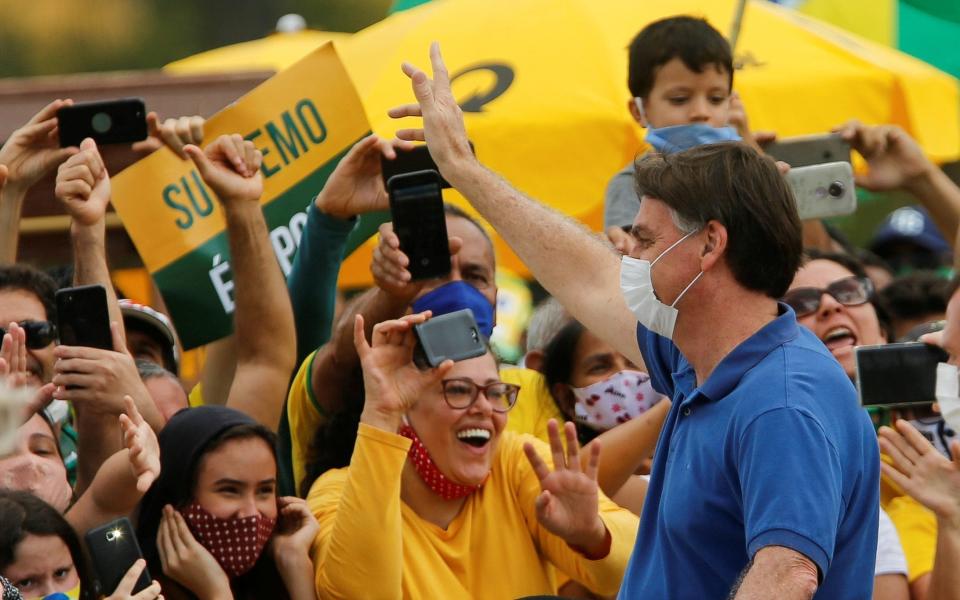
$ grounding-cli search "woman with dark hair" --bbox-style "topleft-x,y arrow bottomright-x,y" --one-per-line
539,320 -> 669,515
136,406 -> 318,600
0,489 -> 160,600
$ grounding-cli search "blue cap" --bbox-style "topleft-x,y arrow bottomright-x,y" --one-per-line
870,205 -> 951,256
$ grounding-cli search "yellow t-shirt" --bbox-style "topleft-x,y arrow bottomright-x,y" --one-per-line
881,461 -> 937,582
287,361 -> 563,494
307,424 -> 638,599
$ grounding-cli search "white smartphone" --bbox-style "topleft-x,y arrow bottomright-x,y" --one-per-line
787,161 -> 856,221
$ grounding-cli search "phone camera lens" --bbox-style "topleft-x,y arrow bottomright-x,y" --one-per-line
91,112 -> 113,134
470,328 -> 479,342
828,181 -> 845,198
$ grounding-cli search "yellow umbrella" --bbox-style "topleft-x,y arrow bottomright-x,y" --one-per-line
166,0 -> 960,286
164,29 -> 350,74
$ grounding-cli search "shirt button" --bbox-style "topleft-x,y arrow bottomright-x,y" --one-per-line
683,407 -> 692,416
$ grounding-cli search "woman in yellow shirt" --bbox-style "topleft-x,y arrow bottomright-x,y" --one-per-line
307,312 -> 638,599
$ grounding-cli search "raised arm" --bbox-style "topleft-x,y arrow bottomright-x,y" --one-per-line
390,44 -> 642,365
731,546 -> 818,599
837,121 -> 960,248
0,99 -> 79,264
185,135 -> 295,429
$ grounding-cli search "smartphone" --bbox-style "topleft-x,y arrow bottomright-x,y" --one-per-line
855,342 -> 949,407
380,142 -> 476,190
56,285 -> 113,350
57,98 -> 148,148
787,161 -> 857,220
414,309 -> 487,368
765,133 -> 852,168
84,517 -> 151,596
388,170 -> 451,281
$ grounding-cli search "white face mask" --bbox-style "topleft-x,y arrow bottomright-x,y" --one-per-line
934,362 -> 960,436
620,230 -> 704,339
572,370 -> 662,432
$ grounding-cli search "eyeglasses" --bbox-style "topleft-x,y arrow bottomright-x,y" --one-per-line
441,378 -> 520,413
781,276 -> 873,318
0,320 -> 57,349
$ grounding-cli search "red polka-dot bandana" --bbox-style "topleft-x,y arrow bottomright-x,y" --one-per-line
181,502 -> 276,577
399,424 -> 483,501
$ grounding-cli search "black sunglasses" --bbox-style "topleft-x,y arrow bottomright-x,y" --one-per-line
781,276 -> 873,318
0,320 -> 58,349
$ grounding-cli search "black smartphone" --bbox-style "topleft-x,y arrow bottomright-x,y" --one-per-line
380,141 -> 475,189
84,517 -> 151,596
765,133 -> 852,168
414,309 -> 487,368
55,284 -> 113,350
855,342 -> 949,407
388,170 -> 451,281
57,98 -> 148,148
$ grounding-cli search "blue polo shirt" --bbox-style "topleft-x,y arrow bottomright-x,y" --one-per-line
618,304 -> 879,599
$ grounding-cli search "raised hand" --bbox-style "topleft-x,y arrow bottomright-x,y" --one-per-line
158,505 -> 231,599
879,419 -> 960,527
0,99 -> 79,194
0,322 -> 55,424
55,137 -> 111,227
388,43 -> 478,181
523,419 -> 609,556
316,134 -> 414,219
132,112 -> 205,158
834,120 -> 933,193
103,559 -> 162,600
120,395 -> 160,493
184,134 -> 263,206
353,312 -> 453,432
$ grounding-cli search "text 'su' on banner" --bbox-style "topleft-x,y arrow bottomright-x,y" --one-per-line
112,43 -> 380,349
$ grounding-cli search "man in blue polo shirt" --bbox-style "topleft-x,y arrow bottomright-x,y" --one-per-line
392,44 -> 879,597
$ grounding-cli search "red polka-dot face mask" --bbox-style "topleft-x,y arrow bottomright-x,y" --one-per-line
181,502 -> 277,577
399,424 -> 484,501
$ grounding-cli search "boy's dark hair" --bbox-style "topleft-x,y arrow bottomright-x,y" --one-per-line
628,16 -> 734,99
0,265 -> 57,322
633,142 -> 802,299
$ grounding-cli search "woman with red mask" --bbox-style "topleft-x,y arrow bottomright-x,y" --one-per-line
308,312 -> 638,598
135,406 -> 318,600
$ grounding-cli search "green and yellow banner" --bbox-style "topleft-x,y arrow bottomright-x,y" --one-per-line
112,43 -> 376,349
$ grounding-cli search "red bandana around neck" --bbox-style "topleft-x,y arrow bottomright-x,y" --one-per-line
399,424 -> 483,501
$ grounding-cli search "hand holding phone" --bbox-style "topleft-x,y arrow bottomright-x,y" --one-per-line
56,285 -> 113,350
765,133 -> 852,168
84,517 -> 153,596
57,98 -> 147,148
414,309 -> 487,368
786,162 -> 856,221
855,342 -> 949,407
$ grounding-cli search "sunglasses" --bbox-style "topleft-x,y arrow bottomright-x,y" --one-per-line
0,320 -> 58,349
781,276 -> 873,318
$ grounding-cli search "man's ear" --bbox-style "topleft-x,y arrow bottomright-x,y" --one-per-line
524,350 -> 544,372
628,98 -> 647,128
700,220 -> 728,272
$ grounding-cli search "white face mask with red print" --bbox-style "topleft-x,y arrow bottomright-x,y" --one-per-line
571,370 -> 662,432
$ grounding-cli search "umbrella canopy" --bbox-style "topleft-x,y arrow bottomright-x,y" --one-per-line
164,29 -> 350,74
166,0 -> 960,286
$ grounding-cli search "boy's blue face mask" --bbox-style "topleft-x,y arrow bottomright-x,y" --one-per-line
644,122 -> 742,154
411,280 -> 495,338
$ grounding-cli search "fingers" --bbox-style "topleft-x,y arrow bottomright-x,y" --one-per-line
523,441 -> 552,482
387,104 -> 424,119
164,506 -> 188,556
20,384 -> 55,424
584,440 -> 601,481
189,116 -> 205,145
563,421 -> 582,474
878,426 -> 920,474
448,236 -> 463,258
353,314 -> 370,360
183,143 -> 213,179
123,394 -> 145,426
894,418 -> 935,456
111,321 -> 128,354
395,128 -> 427,143
130,579 -> 163,600
114,558 -> 148,595
880,461 -> 911,493
171,507 -> 197,547
546,419 -> 566,471
429,42 -> 450,88
31,99 -> 69,125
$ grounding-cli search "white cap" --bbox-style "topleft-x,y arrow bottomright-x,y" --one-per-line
276,13 -> 307,33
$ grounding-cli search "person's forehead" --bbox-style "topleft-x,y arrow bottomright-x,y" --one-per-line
198,436 -> 275,481
8,533 -> 72,567
445,352 -> 499,381
0,289 -> 48,322
652,57 -> 730,91
790,259 -> 854,289
446,216 -> 494,270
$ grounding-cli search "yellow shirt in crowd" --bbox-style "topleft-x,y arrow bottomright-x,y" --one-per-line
286,353 -> 565,492
307,423 -> 638,599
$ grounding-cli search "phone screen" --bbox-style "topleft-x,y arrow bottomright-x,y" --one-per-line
57,98 -> 148,148
388,171 -> 451,281
855,343 -> 949,407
